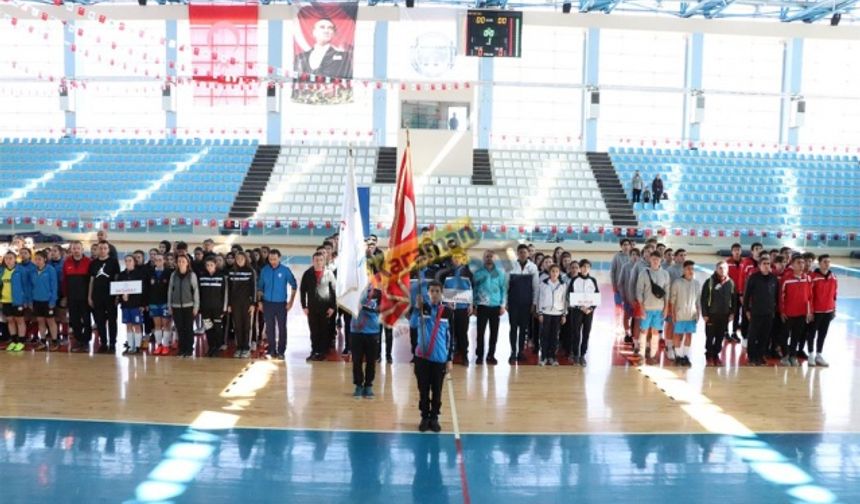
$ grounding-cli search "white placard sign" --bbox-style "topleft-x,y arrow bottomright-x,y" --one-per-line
569,292 -> 601,307
443,289 -> 473,305
110,280 -> 142,295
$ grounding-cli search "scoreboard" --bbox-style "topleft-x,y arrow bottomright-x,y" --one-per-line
465,10 -> 522,58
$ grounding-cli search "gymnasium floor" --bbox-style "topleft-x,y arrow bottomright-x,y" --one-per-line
1,254 -> 859,503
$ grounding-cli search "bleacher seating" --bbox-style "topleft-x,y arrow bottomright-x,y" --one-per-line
610,147 -> 860,231
0,137 -> 257,220
253,147 -> 613,228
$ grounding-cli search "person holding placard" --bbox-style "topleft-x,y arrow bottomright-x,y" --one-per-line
567,259 -> 599,367
116,255 -> 146,355
439,252 -> 474,366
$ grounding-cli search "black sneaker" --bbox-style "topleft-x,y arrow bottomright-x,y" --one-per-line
475,357 -> 484,365
386,355 -> 393,364
418,418 -> 430,432
796,350 -> 808,360
429,417 -> 442,433
683,357 -> 692,367
508,356 -> 517,365
305,353 -> 314,362
623,334 -> 633,344
486,356 -> 498,365
341,348 -> 349,356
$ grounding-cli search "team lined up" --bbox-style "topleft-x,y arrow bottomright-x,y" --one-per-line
610,239 -> 838,367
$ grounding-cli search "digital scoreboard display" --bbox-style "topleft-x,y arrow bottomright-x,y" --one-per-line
465,10 -> 522,58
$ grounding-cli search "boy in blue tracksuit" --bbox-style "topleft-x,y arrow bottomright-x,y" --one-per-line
256,249 -> 297,360
413,281 -> 454,433
31,251 -> 59,351
409,265 -> 436,361
351,281 -> 382,398
2,251 -> 32,352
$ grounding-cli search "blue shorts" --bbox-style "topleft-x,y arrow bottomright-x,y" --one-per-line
641,310 -> 665,331
122,307 -> 143,325
149,304 -> 169,318
674,320 -> 697,334
614,291 -> 623,306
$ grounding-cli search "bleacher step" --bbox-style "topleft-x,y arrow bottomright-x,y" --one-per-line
585,151 -> 638,229
228,144 -> 282,219
472,149 -> 494,185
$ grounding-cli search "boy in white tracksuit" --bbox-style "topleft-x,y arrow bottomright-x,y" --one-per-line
536,264 -> 567,366
669,260 -> 700,367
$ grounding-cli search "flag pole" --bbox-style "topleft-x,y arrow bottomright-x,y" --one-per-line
407,129 -> 427,356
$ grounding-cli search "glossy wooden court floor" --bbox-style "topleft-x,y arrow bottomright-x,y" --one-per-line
1,254 -> 859,503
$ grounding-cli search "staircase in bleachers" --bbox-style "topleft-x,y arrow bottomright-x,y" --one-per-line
0,137 -> 255,220
586,152 -> 638,228
610,147 -> 860,231
228,145 -> 281,219
374,147 -> 396,184
471,149 -> 494,185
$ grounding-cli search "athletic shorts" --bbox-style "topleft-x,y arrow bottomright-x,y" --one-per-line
623,302 -> 633,317
122,307 -> 144,325
32,301 -> 54,318
149,304 -> 169,318
614,291 -> 623,306
674,320 -> 697,334
641,310 -> 665,331
2,303 -> 24,317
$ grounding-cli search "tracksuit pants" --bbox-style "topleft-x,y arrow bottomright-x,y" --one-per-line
263,301 -> 287,357
808,312 -> 834,354
747,314 -> 774,362
91,298 -> 117,349
352,333 -> 380,387
540,314 -> 562,361
704,314 -> 729,359
570,309 -> 594,358
414,357 -> 447,420
476,305 -> 500,360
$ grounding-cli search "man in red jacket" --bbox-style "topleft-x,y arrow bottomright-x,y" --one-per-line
779,255 -> 812,367
61,241 -> 92,352
808,254 -> 836,367
726,243 -> 744,341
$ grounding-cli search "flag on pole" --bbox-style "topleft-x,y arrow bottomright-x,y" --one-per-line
380,137 -> 418,327
335,148 -> 368,317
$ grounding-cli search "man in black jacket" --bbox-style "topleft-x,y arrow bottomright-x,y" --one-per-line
651,174 -> 664,208
198,256 -> 228,357
88,241 -> 121,354
744,257 -> 779,366
300,252 -> 337,361
700,261 -> 735,366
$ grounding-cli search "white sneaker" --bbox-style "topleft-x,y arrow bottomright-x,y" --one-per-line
807,356 -> 816,367
666,348 -> 676,360
539,359 -> 546,367
815,354 -> 829,367
741,338 -> 748,349
551,359 -> 559,367
250,341 -> 257,352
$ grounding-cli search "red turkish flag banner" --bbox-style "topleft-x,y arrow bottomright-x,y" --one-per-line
188,4 -> 258,105
379,140 -> 418,327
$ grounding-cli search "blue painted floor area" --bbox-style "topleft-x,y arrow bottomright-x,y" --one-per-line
1,419 -> 858,504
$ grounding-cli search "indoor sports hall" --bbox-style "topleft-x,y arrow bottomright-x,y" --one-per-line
1,1 -> 859,503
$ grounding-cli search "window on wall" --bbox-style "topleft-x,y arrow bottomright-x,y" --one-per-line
491,25 -> 583,146
598,90 -> 683,148
0,20 -> 65,137
700,34 -> 782,144
600,29 -> 685,88
598,29 -> 685,147
74,20 -> 167,137
283,20 -> 375,143
803,39 -> 860,148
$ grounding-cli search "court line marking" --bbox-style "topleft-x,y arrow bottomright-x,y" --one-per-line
447,374 -> 472,504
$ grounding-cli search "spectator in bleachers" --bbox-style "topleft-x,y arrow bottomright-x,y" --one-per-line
507,244 -> 539,365
631,171 -> 644,203
651,174 -> 664,208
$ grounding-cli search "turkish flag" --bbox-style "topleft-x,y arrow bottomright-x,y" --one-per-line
379,141 -> 418,327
